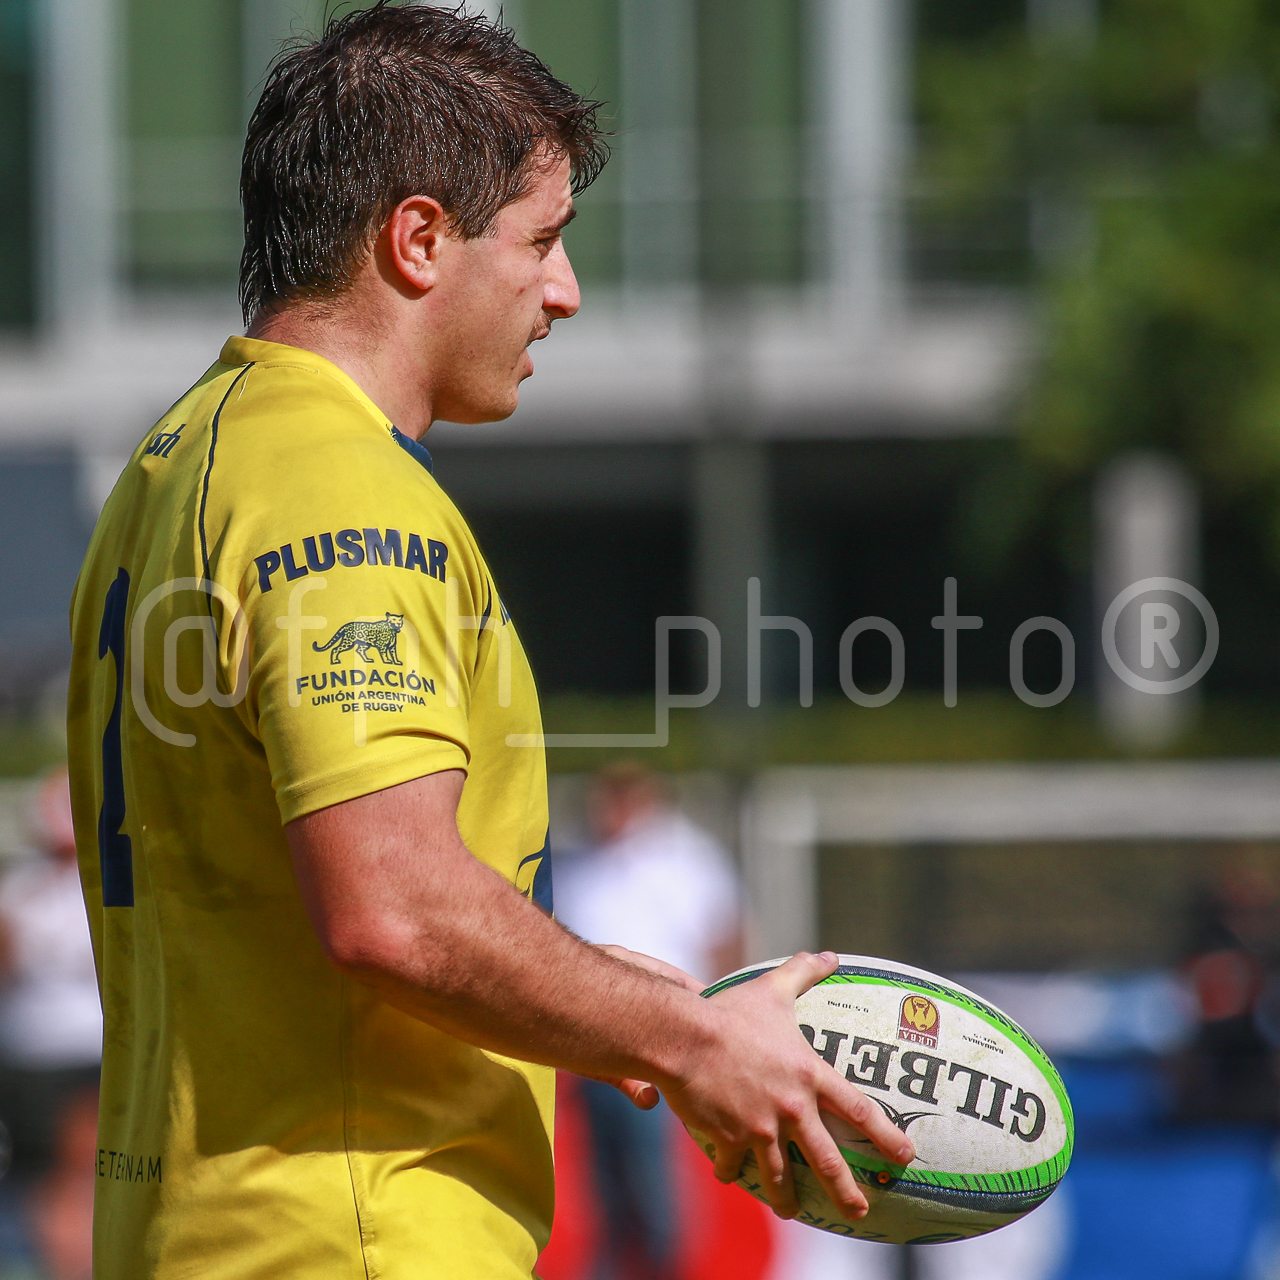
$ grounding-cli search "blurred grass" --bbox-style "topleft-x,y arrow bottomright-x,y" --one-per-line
0,720 -> 65,777
2,694 -> 1277,779
537,692 -> 1280,773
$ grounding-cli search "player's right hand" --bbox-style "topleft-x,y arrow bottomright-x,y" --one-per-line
660,951 -> 915,1222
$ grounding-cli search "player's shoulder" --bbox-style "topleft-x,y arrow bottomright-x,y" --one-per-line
203,340 -> 460,516
189,341 -> 495,595
214,347 -> 391,461
118,340 -> 394,491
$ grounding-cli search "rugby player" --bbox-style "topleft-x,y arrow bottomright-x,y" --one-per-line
66,6 -> 913,1276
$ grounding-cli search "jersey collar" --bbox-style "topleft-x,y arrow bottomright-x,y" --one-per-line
390,425 -> 433,474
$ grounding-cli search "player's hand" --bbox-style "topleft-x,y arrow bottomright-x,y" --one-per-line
595,945 -> 706,1109
660,951 -> 915,1222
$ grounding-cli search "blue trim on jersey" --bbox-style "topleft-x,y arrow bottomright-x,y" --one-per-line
199,364 -> 254,583
518,835 -> 554,915
391,425 -> 433,474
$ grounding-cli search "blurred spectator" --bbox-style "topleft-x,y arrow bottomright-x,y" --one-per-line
0,768 -> 100,1280
1171,852 -> 1280,1125
554,764 -> 746,1280
556,764 -> 745,985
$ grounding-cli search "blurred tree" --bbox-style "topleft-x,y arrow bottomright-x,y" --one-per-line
918,0 -> 1280,572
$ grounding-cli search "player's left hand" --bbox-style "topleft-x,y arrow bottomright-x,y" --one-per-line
593,945 -> 705,1108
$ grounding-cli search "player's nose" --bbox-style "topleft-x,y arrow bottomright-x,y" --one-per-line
543,240 -> 580,321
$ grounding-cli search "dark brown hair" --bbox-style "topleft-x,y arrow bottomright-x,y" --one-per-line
239,3 -> 608,322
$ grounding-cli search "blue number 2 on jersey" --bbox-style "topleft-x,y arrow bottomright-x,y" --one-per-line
98,567 -> 134,907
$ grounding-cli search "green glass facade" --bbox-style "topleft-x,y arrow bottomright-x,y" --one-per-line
0,0 -> 817,304
124,0 -> 243,286
522,0 -> 622,283
525,0 -> 807,287
0,0 -> 34,328
696,0 -> 805,286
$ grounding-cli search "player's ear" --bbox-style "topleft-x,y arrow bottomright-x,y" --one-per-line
382,195 -> 449,294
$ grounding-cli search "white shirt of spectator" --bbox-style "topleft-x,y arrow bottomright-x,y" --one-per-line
555,809 -> 742,985
0,855 -> 103,1069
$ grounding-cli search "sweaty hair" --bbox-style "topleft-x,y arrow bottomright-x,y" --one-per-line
239,2 -> 608,322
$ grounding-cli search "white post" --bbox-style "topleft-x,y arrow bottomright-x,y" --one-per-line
1095,453 -> 1201,750
619,0 -> 698,290
35,0 -> 120,337
740,776 -> 818,959
808,0 -> 910,322
692,438 -> 771,714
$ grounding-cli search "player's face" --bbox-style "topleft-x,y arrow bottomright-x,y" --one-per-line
430,153 -> 579,424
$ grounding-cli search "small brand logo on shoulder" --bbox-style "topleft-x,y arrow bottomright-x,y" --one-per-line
144,422 -> 184,458
898,994 -> 940,1049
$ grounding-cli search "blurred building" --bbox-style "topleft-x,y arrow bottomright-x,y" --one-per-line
0,0 -> 1031,713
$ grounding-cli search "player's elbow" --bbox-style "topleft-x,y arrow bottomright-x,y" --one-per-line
318,907 -> 424,982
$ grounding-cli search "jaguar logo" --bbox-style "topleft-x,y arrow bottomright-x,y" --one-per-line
312,612 -> 404,665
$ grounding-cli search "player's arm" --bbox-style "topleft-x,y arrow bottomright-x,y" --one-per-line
286,769 -> 914,1221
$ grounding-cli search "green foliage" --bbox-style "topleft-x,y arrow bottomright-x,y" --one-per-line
919,0 -> 1280,562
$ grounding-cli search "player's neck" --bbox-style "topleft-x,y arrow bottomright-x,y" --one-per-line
246,295 -> 435,440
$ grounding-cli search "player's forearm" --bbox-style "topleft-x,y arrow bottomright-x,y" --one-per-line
331,858 -> 715,1088
289,816 -> 714,1087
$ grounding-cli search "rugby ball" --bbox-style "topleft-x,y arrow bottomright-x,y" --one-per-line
687,955 -> 1073,1246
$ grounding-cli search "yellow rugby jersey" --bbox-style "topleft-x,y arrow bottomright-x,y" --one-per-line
66,336 -> 554,1280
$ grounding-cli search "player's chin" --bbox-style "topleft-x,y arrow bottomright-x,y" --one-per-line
438,361 -> 527,424
444,387 -> 521,424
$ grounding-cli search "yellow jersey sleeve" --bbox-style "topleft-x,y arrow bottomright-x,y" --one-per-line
203,359 -> 516,825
